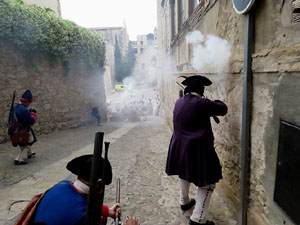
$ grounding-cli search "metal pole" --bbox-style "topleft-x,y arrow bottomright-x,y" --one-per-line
115,178 -> 121,225
239,9 -> 254,225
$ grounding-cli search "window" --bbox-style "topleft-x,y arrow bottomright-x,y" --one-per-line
193,0 -> 199,9
170,0 -> 176,39
274,120 -> 300,225
141,63 -> 145,70
140,48 -> 144,54
178,0 -> 185,29
140,41 -> 143,45
189,0 -> 199,16
146,33 -> 154,40
292,0 -> 300,23
151,56 -> 157,66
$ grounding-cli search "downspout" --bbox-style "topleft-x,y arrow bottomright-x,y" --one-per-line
239,8 -> 255,225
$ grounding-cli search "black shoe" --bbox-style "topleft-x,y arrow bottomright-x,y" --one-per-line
28,152 -> 36,159
14,160 -> 28,165
189,219 -> 215,225
181,198 -> 196,211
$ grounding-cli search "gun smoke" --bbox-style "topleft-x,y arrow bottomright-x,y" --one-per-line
106,47 -> 161,122
185,30 -> 231,73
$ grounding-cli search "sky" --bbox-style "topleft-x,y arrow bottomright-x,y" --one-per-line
59,0 -> 157,41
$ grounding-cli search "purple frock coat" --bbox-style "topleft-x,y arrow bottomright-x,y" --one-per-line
165,94 -> 228,187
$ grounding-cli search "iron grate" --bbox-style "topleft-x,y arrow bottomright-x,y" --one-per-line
292,0 -> 300,9
292,0 -> 300,23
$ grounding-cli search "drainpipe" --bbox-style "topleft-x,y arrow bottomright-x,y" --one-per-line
239,9 -> 255,225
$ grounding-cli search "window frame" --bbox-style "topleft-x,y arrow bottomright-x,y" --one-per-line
178,0 -> 185,30
170,0 -> 176,39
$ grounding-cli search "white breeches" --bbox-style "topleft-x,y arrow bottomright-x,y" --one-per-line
15,133 -> 33,161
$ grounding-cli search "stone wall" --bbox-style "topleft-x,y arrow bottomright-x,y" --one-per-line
0,43 -> 106,143
22,0 -> 61,16
91,27 -> 130,84
157,0 -> 300,224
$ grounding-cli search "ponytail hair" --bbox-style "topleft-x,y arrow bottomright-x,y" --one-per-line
184,85 -> 204,96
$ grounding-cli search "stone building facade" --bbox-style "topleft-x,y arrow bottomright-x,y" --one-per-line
22,0 -> 61,16
157,0 -> 300,225
0,43 -> 106,143
91,26 -> 129,90
135,29 -> 158,82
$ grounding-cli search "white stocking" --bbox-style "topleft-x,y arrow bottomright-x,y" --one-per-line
179,178 -> 191,205
190,184 -> 215,223
15,146 -> 26,161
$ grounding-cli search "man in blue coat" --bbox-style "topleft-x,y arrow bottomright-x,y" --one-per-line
31,155 -> 116,225
8,90 -> 37,165
165,75 -> 228,225
31,154 -> 140,225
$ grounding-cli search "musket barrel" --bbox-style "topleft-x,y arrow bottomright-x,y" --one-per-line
8,91 -> 16,125
116,178 -> 120,203
86,132 -> 104,225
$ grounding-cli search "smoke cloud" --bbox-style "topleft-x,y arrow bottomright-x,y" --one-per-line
186,30 -> 231,73
105,46 -> 161,122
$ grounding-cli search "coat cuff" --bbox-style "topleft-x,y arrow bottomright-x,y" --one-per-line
101,205 -> 109,224
30,112 -> 37,122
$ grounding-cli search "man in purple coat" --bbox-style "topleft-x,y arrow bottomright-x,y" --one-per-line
165,75 -> 228,225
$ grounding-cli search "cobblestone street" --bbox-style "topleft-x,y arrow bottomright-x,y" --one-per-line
0,117 -> 237,225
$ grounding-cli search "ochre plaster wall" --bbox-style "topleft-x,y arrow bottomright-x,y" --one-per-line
157,0 -> 300,224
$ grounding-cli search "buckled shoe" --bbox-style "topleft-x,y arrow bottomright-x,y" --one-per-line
189,219 -> 215,225
180,198 -> 196,211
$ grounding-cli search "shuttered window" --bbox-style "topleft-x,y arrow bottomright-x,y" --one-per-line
292,0 -> 300,23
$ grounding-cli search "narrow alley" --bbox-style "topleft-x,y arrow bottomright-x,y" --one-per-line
0,117 -> 236,225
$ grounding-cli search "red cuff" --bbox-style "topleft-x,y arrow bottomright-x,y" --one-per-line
101,205 -> 109,224
30,112 -> 37,122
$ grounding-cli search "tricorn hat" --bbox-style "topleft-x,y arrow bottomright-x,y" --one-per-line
181,75 -> 212,87
66,154 -> 112,185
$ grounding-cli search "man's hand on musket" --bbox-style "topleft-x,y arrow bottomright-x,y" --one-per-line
29,108 -> 37,113
108,203 -> 121,219
124,216 -> 140,225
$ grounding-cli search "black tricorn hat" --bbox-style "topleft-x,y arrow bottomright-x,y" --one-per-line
181,75 -> 212,87
66,154 -> 112,185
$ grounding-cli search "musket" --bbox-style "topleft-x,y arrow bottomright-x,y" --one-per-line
86,133 -> 110,225
176,81 -> 220,124
8,91 -> 16,125
115,178 -> 121,225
